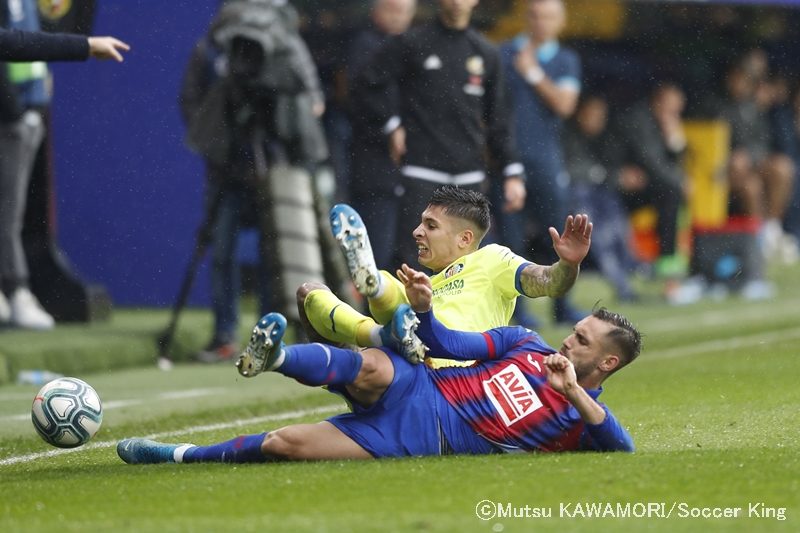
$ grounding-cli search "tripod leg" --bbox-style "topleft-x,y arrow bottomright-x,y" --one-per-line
157,183 -> 224,362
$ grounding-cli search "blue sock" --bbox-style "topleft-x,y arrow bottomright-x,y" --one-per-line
278,344 -> 363,386
183,433 -> 268,463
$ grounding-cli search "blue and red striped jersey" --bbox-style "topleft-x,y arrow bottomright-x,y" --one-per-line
417,311 -> 634,453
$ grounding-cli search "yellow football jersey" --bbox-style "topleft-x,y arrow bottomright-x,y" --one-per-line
431,244 -> 528,329
427,244 -> 531,367
370,244 -> 532,367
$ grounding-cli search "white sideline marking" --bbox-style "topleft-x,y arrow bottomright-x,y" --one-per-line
645,327 -> 800,361
158,388 -> 225,400
3,324 -> 799,466
0,404 -> 341,467
644,300 -> 800,334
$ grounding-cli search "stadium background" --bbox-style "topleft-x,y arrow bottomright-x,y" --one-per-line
41,0 -> 800,307
1,4 -> 797,529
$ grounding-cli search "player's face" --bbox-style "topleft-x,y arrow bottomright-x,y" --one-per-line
558,316 -> 613,381
526,0 -> 565,44
413,206 -> 468,272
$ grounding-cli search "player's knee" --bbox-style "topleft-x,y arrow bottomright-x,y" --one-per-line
729,150 -> 752,175
354,349 -> 393,389
262,427 -> 304,460
770,155 -> 794,181
358,350 -> 379,378
296,282 -> 330,308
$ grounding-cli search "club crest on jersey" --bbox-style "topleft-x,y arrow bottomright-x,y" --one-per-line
38,0 -> 72,20
443,263 -> 464,279
483,364 -> 543,426
466,56 -> 485,76
463,56 -> 485,96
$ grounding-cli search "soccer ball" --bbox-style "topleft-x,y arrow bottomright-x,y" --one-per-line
31,377 -> 103,448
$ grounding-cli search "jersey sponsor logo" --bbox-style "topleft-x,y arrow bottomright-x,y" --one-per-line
424,54 -> 443,70
432,278 -> 465,297
443,263 -> 464,279
483,363 -> 543,426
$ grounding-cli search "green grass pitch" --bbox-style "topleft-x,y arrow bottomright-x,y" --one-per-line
1,266 -> 799,532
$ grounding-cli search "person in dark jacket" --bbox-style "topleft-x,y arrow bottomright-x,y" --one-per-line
353,0 -> 526,268
0,4 -> 128,329
563,94 -> 638,301
179,0 -> 327,362
611,82 -> 688,279
346,0 -> 416,270
0,29 -> 128,62
720,64 -> 795,261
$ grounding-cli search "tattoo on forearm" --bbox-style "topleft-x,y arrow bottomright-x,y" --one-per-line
519,261 -> 579,298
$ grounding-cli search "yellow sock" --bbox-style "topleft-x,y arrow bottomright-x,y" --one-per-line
304,289 -> 379,347
368,271 -> 409,324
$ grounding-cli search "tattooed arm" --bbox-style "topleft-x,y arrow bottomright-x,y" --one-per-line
519,214 -> 592,298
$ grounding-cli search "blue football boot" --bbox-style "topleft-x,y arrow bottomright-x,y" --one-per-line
380,304 -> 428,364
236,312 -> 287,377
330,204 -> 382,297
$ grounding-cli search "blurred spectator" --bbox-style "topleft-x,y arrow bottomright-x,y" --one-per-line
563,94 -> 639,302
498,0 -> 585,325
354,0 -> 526,268
347,0 -> 417,270
0,23 -> 129,329
0,0 -> 56,330
720,61 -> 795,261
772,85 -> 800,249
302,8 -> 353,202
180,0 -> 326,362
611,82 -> 688,280
740,47 -> 769,85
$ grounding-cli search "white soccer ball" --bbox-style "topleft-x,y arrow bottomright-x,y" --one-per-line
31,377 -> 103,449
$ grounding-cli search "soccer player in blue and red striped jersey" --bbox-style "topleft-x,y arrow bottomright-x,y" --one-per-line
117,265 -> 636,465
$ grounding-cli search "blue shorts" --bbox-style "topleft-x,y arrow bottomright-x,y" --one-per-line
327,350 -> 448,458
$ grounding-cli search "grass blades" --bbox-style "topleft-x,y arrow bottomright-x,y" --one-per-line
1,264 -> 799,532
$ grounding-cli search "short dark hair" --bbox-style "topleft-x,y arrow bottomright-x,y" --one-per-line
592,307 -> 642,372
428,186 -> 491,236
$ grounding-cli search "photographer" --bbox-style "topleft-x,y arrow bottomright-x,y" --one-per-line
179,0 -> 326,362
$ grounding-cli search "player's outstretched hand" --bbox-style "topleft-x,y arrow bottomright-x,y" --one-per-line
396,264 -> 432,313
87,36 -> 130,62
543,353 -> 577,394
549,214 -> 592,267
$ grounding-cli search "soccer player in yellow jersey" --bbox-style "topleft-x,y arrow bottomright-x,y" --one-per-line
298,186 -> 592,367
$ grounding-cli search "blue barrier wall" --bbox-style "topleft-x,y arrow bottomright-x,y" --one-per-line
50,1 -> 219,306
